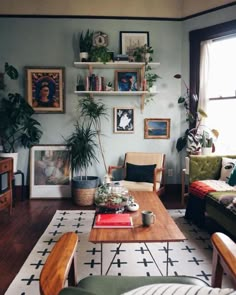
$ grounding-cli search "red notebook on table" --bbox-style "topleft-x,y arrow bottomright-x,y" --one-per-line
93,213 -> 133,228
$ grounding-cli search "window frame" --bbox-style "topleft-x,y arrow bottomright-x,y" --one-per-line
189,20 -> 236,128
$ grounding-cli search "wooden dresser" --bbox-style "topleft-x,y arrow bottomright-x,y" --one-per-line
0,157 -> 13,215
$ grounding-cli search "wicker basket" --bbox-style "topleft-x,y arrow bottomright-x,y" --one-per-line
73,187 -> 96,206
72,176 -> 99,206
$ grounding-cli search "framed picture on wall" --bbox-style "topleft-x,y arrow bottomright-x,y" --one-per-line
115,70 -> 140,91
114,107 -> 134,133
144,118 -> 170,139
30,145 -> 71,199
25,67 -> 65,113
120,31 -> 149,55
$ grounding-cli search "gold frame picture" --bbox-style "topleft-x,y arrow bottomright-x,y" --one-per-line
144,118 -> 170,139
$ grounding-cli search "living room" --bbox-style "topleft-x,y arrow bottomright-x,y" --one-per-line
1,0 -> 236,294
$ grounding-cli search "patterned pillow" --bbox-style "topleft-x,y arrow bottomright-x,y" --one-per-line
121,283 -> 235,295
227,166 -> 236,186
219,157 -> 236,182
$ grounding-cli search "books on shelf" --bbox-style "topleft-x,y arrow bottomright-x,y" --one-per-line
93,213 -> 133,228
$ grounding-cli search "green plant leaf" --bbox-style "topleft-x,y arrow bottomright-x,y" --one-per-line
4,62 -> 18,80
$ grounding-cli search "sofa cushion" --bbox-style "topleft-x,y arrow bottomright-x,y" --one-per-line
125,163 -> 156,183
219,157 -> 236,182
121,284 -> 235,295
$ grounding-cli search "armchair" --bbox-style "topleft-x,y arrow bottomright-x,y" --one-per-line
39,232 -> 236,295
108,152 -> 165,196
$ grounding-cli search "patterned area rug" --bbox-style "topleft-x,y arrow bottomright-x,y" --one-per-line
5,209 -> 232,294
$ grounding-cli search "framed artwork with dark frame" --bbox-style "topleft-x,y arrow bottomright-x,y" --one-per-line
120,31 -> 150,55
144,118 -> 170,139
115,70 -> 140,91
30,145 -> 71,199
114,107 -> 134,133
25,67 -> 65,113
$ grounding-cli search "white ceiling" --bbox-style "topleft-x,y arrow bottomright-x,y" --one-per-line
0,0 -> 235,18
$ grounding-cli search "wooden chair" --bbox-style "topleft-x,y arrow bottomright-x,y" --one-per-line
40,232 -> 236,295
108,152 -> 166,196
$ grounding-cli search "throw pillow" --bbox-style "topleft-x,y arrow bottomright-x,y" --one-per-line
219,157 -> 236,182
121,283 -> 235,295
227,166 -> 236,186
125,163 -> 156,183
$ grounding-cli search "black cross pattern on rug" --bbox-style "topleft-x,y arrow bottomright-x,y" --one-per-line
74,229 -> 84,234
43,238 -> 57,245
195,236 -> 209,243
181,245 -> 196,253
49,230 -> 62,236
74,217 -> 85,222
84,259 -> 101,268
135,246 -> 149,254
56,217 -> 68,222
163,257 -> 179,267
110,248 -> 125,255
112,258 -> 127,268
137,258 -> 154,267
72,222 -> 85,228
30,259 -> 44,269
158,245 -> 173,254
59,211 -> 70,216
188,257 -> 204,265
197,270 -> 211,281
37,248 -> 51,256
87,247 -> 101,255
75,212 -> 87,216
53,222 -> 65,228
21,274 -> 39,285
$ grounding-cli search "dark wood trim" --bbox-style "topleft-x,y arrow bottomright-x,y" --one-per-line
0,2 -> 236,20
189,19 -> 236,128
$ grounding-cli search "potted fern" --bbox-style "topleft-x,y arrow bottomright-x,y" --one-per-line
0,63 -> 43,172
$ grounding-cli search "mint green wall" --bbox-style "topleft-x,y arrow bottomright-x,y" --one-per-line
0,6 -> 235,185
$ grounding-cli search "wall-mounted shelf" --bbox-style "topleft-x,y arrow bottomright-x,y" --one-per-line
73,61 -> 160,112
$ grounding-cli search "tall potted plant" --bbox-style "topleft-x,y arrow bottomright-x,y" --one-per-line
65,96 -> 108,206
0,63 -> 43,172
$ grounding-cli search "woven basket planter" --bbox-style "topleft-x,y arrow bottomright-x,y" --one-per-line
72,176 -> 100,206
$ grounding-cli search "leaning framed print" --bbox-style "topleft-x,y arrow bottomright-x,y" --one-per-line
25,66 -> 65,113
114,107 -> 134,133
115,70 -> 140,91
144,118 -> 170,139
120,31 -> 149,55
30,145 -> 71,199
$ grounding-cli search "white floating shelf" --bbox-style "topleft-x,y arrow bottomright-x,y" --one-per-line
73,62 -> 160,69
74,91 -> 159,95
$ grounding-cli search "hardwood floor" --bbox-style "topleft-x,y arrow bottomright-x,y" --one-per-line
0,189 -> 183,294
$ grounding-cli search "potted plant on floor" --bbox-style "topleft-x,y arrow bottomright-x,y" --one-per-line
65,96 -> 108,206
0,62 -> 43,172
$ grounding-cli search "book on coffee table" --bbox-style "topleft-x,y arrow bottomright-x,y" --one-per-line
93,213 -> 133,228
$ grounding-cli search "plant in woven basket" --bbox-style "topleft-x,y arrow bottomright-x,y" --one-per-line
65,96 -> 108,205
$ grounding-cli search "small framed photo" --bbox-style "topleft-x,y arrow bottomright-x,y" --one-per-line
120,31 -> 149,55
25,67 -> 65,113
144,118 -> 170,139
30,145 -> 71,199
115,70 -> 140,91
114,107 -> 134,133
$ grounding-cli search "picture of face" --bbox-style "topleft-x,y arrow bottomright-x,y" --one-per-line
116,71 -> 138,91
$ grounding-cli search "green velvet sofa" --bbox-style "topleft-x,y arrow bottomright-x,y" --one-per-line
185,155 -> 236,239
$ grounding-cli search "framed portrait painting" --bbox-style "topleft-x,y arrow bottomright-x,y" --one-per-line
30,145 -> 71,199
115,70 -> 140,91
25,67 -> 65,113
144,118 -> 170,139
114,107 -> 134,133
120,31 -> 149,55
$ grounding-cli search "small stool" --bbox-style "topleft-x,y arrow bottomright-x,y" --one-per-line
13,170 -> 25,203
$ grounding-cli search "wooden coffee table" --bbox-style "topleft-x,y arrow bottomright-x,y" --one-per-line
89,191 -> 186,275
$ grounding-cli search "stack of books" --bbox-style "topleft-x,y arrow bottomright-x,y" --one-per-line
93,213 -> 133,228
